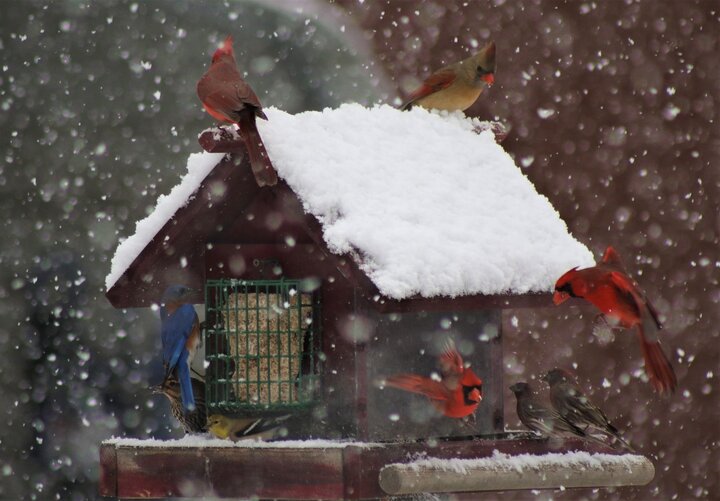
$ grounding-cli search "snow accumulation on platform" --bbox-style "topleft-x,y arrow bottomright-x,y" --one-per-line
104,435 -> 381,449
106,104 -> 594,298
396,450 -> 648,475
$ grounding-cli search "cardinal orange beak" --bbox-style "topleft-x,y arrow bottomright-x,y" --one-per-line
469,388 -> 482,403
482,73 -> 495,85
553,290 -> 570,305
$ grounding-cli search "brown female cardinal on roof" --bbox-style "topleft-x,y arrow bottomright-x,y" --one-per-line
384,339 -> 483,419
553,246 -> 677,394
401,41 -> 496,112
197,35 -> 277,187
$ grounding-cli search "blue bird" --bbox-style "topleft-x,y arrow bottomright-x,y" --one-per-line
160,284 -> 201,411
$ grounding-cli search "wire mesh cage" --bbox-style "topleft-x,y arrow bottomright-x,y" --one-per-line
205,278 -> 320,413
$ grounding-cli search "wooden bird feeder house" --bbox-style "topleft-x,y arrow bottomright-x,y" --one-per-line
101,109 -> 654,499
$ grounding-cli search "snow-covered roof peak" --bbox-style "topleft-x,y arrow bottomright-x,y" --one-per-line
259,104 -> 593,298
106,104 -> 594,299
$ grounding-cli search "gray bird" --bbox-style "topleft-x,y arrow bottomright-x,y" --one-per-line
509,382 -> 586,439
543,368 -> 634,451
152,375 -> 207,434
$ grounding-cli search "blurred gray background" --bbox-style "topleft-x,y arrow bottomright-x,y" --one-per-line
0,0 -> 717,499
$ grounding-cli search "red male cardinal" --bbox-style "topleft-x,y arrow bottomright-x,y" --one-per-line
401,41 -> 496,112
197,35 -> 277,187
553,246 -> 677,394
385,339 -> 483,419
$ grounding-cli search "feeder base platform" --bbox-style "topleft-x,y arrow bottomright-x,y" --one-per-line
99,434 -> 653,499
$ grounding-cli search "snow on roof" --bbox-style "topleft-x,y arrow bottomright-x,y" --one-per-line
105,151 -> 224,289
260,104 -> 593,299
106,104 -> 594,298
103,436 -> 381,449
396,450 -> 647,475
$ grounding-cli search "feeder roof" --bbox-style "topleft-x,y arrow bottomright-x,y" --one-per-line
106,104 -> 593,302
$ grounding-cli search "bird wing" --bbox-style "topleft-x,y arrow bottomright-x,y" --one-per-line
232,414 -> 291,441
197,59 -> 263,119
200,87 -> 264,123
385,374 -> 449,402
161,304 -> 198,371
561,385 -> 612,430
531,405 -> 585,436
601,246 -> 626,270
439,339 -> 464,385
401,69 -> 457,110
175,355 -> 196,411
608,271 -> 662,331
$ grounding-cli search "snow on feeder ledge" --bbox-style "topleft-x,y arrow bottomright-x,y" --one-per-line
379,451 -> 655,495
101,104 -> 654,499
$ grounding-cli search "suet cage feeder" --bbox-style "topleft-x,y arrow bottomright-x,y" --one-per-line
204,278 -> 320,413
101,129 -> 654,499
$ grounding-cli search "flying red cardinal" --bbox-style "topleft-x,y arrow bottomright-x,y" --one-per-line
553,246 -> 677,394
385,339 -> 483,419
197,35 -> 277,187
401,41 -> 496,112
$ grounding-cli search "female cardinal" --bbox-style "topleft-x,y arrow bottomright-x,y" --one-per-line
197,35 -> 277,187
384,339 -> 483,419
401,41 -> 495,112
553,246 -> 677,394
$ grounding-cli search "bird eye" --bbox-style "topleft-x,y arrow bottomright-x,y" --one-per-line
476,66 -> 485,75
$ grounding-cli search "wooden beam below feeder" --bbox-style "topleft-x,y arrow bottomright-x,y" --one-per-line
98,435 -> 654,499
99,442 -> 347,499
378,454 -> 655,495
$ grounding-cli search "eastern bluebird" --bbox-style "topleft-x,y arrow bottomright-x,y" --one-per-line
543,368 -> 634,451
207,414 -> 291,442
509,382 -> 586,439
160,284 -> 201,411
152,375 -> 207,434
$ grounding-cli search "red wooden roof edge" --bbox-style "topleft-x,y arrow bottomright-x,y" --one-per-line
106,129 -> 553,310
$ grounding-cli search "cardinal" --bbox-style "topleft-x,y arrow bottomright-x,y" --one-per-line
553,246 -> 677,394
543,368 -> 634,451
384,339 -> 483,419
401,41 -> 496,112
197,35 -> 277,187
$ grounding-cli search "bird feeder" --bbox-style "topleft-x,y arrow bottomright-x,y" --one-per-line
101,107 -> 653,499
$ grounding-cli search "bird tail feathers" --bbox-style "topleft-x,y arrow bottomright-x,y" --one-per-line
237,113 -> 278,187
385,374 -> 447,402
610,431 -> 636,452
637,326 -> 677,394
238,414 -> 291,441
